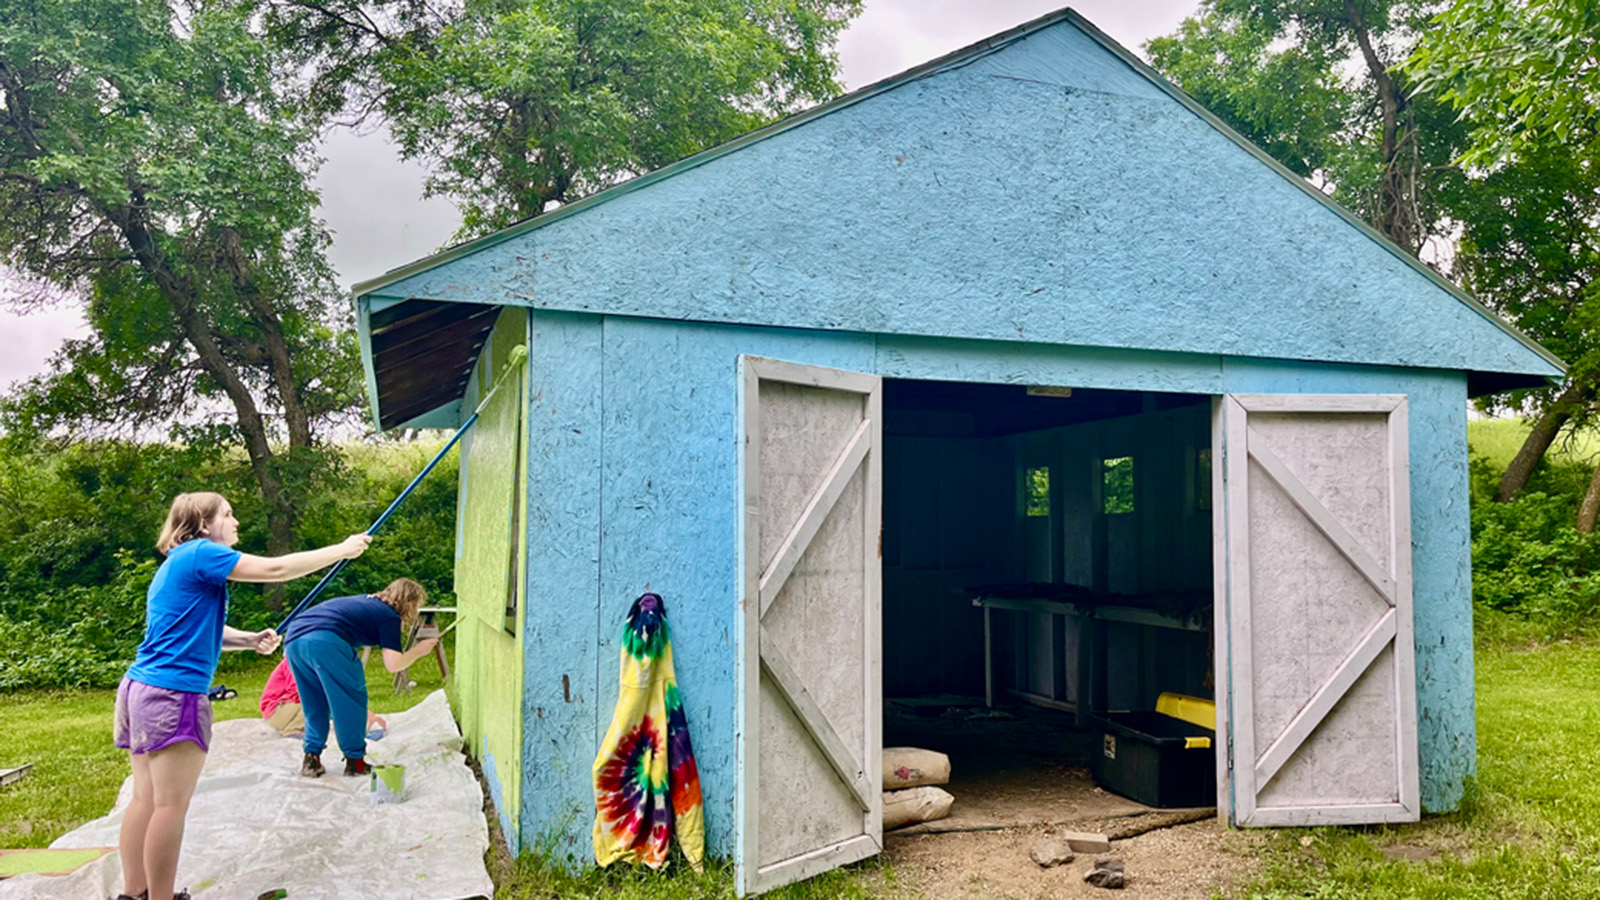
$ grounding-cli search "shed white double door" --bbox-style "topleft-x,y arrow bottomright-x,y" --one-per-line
1214,395 -> 1420,826
735,361 -> 1419,895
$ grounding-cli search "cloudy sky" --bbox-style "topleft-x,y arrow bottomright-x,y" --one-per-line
0,0 -> 1198,389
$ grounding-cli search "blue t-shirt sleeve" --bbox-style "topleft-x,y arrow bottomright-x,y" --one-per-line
377,614 -> 403,653
190,540 -> 242,586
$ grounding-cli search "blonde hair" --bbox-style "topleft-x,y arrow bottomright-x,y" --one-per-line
376,577 -> 427,625
156,492 -> 229,554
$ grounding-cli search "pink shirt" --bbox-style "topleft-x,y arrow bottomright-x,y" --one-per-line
260,658 -> 300,718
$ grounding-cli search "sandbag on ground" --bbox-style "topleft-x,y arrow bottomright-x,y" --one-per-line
883,786 -> 955,830
883,747 -> 951,790
0,690 -> 493,900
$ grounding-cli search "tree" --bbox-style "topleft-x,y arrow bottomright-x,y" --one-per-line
0,0 -> 359,593
1152,1 -> 1600,512
1444,142 -> 1600,511
260,0 -> 863,238
1407,1 -> 1600,510
1407,0 -> 1600,166
1147,0 -> 1454,255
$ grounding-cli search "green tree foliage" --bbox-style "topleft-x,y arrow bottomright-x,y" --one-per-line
0,440 -> 459,690
0,0 -> 359,573
1147,0 -> 1461,255
260,0 -> 863,237
1408,0 -> 1600,166
1404,2 -> 1600,510
1151,2 -> 1600,512
1449,143 -> 1600,407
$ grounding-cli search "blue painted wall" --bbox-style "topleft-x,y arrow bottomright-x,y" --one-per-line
369,18 -> 1556,383
519,311 -> 603,859
515,314 -> 1474,862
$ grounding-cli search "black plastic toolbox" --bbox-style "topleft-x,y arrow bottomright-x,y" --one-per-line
1088,710 -> 1217,808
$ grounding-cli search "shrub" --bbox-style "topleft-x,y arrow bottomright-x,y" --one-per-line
0,439 -> 458,691
0,550 -> 154,690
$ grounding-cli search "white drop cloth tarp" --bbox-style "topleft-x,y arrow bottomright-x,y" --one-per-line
0,690 -> 494,900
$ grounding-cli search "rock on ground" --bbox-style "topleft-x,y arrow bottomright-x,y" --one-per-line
1029,837 -> 1075,867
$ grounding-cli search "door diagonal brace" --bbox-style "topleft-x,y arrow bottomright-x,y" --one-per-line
760,632 -> 873,811
758,419 -> 872,618
1248,427 -> 1396,603
1253,607 -> 1398,789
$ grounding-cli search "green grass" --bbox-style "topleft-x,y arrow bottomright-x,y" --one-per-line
1467,418 -> 1600,472
14,641 -> 1600,899
1220,639 -> 1600,899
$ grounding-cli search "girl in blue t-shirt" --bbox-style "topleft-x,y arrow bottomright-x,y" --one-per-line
282,577 -> 438,777
114,492 -> 372,900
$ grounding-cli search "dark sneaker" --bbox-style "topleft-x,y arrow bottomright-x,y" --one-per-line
113,892 -> 148,900
300,751 -> 325,778
343,756 -> 371,777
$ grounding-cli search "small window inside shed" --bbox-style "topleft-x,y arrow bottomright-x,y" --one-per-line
881,380 -> 1215,833
1102,456 -> 1134,514
1025,467 -> 1051,516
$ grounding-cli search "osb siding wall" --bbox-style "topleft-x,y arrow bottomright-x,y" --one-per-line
512,313 -> 1474,864
452,307 -> 528,849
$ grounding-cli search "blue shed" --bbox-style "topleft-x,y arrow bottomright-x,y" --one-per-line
353,8 -> 1562,895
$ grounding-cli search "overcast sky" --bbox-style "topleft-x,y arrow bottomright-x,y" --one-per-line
0,0 -> 1198,390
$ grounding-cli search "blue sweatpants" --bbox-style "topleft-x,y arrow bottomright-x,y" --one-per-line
285,630 -> 368,760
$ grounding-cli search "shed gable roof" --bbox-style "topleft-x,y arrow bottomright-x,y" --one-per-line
357,7 -> 1562,430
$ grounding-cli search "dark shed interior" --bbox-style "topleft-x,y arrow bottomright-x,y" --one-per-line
879,378 -> 1217,819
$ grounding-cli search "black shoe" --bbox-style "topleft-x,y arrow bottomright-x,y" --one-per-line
112,892 -> 148,900
300,751 -> 325,778
343,755 -> 371,776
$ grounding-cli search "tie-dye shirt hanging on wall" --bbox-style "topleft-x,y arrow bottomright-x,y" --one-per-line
592,592 -> 706,871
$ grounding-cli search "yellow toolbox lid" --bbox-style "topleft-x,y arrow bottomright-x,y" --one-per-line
1156,692 -> 1215,731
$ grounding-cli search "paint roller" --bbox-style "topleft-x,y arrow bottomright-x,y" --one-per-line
275,344 -> 529,636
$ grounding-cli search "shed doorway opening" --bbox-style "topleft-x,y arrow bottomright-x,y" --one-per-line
881,379 -> 1217,831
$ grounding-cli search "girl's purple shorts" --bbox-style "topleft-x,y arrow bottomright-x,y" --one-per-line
113,677 -> 213,755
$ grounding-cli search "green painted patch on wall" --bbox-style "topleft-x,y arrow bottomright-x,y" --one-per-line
453,307 -> 529,849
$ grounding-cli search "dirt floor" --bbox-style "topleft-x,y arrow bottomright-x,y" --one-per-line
876,699 -> 1264,899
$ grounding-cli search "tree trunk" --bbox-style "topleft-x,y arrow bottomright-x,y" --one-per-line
1580,462 -> 1600,532
223,227 -> 315,450
111,205 -> 298,606
1346,0 -> 1418,253
1497,375 -> 1593,503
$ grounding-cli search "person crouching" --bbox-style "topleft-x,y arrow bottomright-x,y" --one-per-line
282,578 -> 438,777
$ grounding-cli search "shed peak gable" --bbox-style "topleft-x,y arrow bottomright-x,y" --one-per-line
358,8 -> 1561,429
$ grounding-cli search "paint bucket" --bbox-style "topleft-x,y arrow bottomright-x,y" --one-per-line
369,764 -> 405,805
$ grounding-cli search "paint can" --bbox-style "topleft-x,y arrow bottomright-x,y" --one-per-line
369,764 -> 405,805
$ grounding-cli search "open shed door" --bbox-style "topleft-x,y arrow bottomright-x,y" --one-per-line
737,356 -> 882,896
1217,394 -> 1420,827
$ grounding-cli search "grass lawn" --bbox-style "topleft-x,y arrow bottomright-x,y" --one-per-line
1467,417 -> 1600,472
10,636 -> 1600,898
1219,637 -> 1600,899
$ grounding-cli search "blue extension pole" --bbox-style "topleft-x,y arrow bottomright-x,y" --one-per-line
275,344 -> 528,636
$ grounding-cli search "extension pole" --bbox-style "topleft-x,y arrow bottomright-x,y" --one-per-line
275,344 -> 528,636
